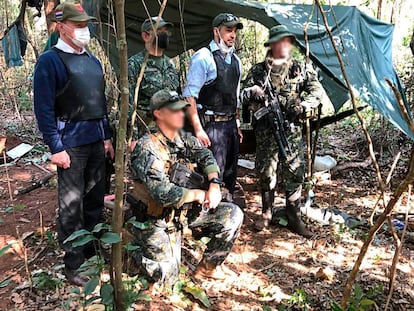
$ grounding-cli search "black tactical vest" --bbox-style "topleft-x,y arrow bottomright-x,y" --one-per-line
198,48 -> 240,115
53,48 -> 106,121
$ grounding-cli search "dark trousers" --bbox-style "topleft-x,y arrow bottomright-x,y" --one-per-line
205,119 -> 239,193
57,141 -> 105,270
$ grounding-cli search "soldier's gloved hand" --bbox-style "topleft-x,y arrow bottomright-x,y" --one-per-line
242,85 -> 265,102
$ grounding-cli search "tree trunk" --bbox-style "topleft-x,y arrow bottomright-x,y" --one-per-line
377,0 -> 383,20
43,0 -> 59,33
111,0 -> 128,308
410,28 -> 414,56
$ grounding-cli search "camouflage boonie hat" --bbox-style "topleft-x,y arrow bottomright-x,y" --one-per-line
212,13 -> 243,29
150,90 -> 190,112
54,2 -> 96,22
264,25 -> 296,46
141,17 -> 174,33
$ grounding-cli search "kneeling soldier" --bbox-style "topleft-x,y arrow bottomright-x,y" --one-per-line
129,89 -> 243,286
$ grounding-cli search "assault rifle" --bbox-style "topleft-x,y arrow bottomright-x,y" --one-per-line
253,90 -> 291,159
169,162 -> 209,191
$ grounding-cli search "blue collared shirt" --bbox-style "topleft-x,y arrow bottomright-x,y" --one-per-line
183,40 -> 242,109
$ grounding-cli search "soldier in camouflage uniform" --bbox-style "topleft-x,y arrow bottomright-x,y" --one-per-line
128,17 -> 179,146
241,25 -> 323,237
130,89 -> 243,286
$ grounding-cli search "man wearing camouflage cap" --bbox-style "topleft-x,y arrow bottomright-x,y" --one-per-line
184,13 -> 243,197
33,2 -> 114,285
129,89 -> 243,286
241,25 -> 323,236
127,16 -> 179,149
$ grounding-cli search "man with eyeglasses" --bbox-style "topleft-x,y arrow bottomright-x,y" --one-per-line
183,13 -> 243,197
128,17 -> 179,149
129,89 -> 243,286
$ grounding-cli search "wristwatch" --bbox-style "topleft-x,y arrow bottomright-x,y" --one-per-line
209,177 -> 225,187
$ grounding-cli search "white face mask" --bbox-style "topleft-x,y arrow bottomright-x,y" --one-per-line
71,26 -> 91,48
217,30 -> 234,54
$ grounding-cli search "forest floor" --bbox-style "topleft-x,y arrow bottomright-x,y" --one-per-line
1,112 -> 414,311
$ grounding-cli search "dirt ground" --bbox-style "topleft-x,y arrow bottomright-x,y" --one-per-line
1,126 -> 414,311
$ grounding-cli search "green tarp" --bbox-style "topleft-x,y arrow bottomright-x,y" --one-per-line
84,0 -> 412,139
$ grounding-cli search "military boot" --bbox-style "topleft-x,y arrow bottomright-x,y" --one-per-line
255,190 -> 275,231
286,190 -> 313,238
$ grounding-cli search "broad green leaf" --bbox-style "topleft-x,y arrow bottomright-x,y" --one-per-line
69,287 -> 81,295
63,229 -> 91,244
136,292 -> 151,301
360,299 -> 375,306
128,219 -> 151,230
100,283 -> 114,305
183,285 -> 211,308
14,204 -> 27,210
173,280 -> 186,293
353,284 -> 363,300
92,223 -> 111,234
123,243 -> 140,251
79,266 -> 100,278
0,244 -> 12,257
100,232 -> 121,244
4,206 -> 13,213
84,278 -> 99,296
279,217 -> 288,227
0,279 -> 12,288
72,235 -> 96,248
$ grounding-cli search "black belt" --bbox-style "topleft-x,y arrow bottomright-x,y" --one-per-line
204,115 -> 235,123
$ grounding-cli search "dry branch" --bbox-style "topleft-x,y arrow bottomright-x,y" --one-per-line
384,185 -> 411,310
342,148 -> 414,307
111,0 -> 129,307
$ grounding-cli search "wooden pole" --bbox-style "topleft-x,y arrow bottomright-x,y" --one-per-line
111,0 -> 128,308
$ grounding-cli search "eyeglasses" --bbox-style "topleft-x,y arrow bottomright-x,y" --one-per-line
168,92 -> 184,102
219,14 -> 239,24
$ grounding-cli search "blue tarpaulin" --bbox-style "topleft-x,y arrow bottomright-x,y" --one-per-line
84,0 -> 412,139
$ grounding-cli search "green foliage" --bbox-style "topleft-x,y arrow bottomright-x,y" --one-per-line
183,284 -> 211,308
0,244 -> 12,257
331,283 -> 382,311
0,278 -> 13,288
279,288 -> 313,310
32,271 -> 62,290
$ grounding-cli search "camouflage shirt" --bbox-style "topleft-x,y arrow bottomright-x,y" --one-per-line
128,50 -> 180,139
242,54 -> 323,119
131,128 -> 219,208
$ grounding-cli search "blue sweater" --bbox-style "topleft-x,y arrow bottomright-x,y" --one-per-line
33,49 -> 110,154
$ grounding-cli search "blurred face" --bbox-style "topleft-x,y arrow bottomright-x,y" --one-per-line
141,26 -> 169,44
214,25 -> 238,47
154,107 -> 185,131
269,37 -> 293,59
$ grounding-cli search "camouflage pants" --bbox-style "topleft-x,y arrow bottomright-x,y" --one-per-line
134,202 -> 243,285
255,118 -> 305,193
